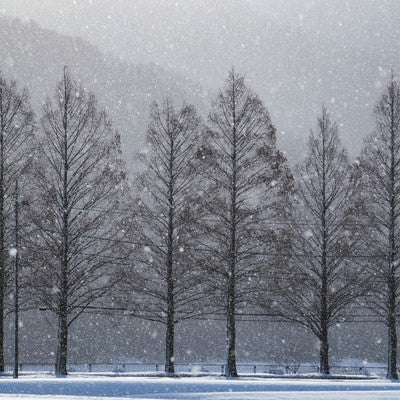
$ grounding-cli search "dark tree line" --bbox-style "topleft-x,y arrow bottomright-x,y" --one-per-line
0,67 -> 400,380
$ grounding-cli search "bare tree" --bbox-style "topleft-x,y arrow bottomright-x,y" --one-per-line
197,70 -> 293,378
278,107 -> 362,375
123,100 -> 202,375
0,73 -> 34,372
28,68 -> 126,376
358,77 -> 400,379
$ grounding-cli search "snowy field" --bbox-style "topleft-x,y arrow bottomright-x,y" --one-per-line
0,375 -> 400,400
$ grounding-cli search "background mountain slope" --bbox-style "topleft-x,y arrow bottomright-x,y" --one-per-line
0,17 -> 206,176
3,0 -> 400,162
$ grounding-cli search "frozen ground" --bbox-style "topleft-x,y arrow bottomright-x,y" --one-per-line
0,375 -> 400,400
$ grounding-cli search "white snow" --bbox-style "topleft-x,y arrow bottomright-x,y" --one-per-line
0,375 -> 399,400
8,248 -> 17,257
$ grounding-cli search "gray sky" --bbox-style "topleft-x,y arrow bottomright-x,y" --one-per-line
1,0 -> 400,162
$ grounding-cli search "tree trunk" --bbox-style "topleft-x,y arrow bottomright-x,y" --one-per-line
226,96 -> 238,378
165,301 -> 175,374
165,137 -> 175,375
55,309 -> 68,376
320,118 -> 330,376
55,71 -> 70,378
387,92 -> 398,380
388,319 -> 398,379
0,221 -> 4,374
387,278 -> 398,379
319,324 -> 330,375
56,240 -> 68,377
0,172 -> 4,373
225,273 -> 237,378
319,253 -> 330,375
0,90 -> 5,373
165,249 -> 175,374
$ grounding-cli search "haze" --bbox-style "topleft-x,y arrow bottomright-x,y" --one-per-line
1,0 -> 400,162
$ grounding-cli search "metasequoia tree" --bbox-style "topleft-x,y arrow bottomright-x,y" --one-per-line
280,107 -> 362,375
197,70 -> 293,378
125,100 -> 202,374
0,73 -> 34,372
29,68 -> 126,376
358,77 -> 400,379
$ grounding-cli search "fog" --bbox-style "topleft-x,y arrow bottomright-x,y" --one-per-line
1,0 -> 400,163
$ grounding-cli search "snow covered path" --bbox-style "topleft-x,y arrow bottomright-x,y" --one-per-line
0,376 -> 400,399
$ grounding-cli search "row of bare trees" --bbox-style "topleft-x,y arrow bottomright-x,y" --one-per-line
120,71 -> 294,378
0,68 -> 127,376
0,67 -> 400,380
268,78 -> 400,380
124,72 -> 400,380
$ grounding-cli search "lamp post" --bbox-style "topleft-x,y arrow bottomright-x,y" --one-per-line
12,180 -> 19,379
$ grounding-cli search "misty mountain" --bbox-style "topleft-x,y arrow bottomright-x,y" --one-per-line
3,1 -> 400,162
0,17 -> 206,176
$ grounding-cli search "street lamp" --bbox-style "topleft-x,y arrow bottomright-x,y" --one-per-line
11,180 -> 19,379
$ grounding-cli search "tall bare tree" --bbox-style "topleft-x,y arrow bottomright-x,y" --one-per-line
358,77 -> 400,379
197,70 -> 293,378
28,68 -> 126,376
123,100 -> 202,374
0,73 -> 34,372
278,107 -> 362,375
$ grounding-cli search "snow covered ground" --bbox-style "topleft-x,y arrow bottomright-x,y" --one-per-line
0,375 -> 400,400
